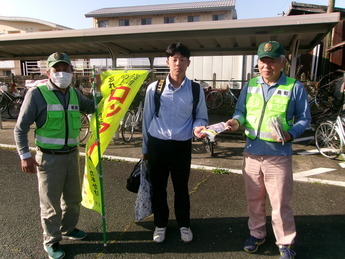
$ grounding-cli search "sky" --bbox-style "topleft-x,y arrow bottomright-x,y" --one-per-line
1,0 -> 345,29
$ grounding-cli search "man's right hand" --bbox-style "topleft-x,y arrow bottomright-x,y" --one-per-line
21,157 -> 39,174
225,118 -> 240,132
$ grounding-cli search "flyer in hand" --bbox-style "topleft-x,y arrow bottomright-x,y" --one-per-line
201,122 -> 228,141
268,117 -> 286,144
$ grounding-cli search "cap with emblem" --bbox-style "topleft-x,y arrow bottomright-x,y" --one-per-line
257,41 -> 285,59
47,52 -> 72,68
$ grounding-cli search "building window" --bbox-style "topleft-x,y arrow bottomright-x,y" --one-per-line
212,14 -> 225,21
164,17 -> 175,24
98,20 -> 109,28
188,16 -> 200,22
141,18 -> 152,25
2,70 -> 11,76
119,19 -> 130,26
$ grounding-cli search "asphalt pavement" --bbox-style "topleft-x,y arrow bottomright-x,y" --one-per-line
1,115 -> 345,259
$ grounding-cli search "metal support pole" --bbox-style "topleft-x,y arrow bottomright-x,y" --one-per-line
289,37 -> 299,78
0,111 -> 3,130
322,0 -> 335,74
148,57 -> 155,83
92,67 -> 107,246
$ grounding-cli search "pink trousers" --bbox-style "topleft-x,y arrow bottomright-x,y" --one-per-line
242,152 -> 296,245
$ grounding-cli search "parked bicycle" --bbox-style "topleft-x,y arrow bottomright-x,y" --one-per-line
203,134 -> 216,156
313,71 -> 343,112
205,89 -> 223,109
79,112 -> 90,144
121,99 -> 143,142
205,82 -> 239,110
0,87 -> 24,119
221,85 -> 239,111
315,110 -> 345,159
314,70 -> 344,159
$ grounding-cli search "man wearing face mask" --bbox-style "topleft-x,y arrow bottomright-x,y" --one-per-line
14,52 -> 97,259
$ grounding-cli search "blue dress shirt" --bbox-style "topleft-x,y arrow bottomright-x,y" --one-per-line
142,76 -> 208,154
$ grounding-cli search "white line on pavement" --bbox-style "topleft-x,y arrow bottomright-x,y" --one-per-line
293,136 -> 314,143
297,149 -> 320,155
2,143 -> 343,187
190,164 -> 242,175
293,168 -> 336,179
294,177 -> 345,188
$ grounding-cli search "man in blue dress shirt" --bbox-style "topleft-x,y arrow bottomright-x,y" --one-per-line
142,42 -> 208,244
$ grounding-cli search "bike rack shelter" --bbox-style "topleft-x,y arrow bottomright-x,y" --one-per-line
0,12 -> 340,78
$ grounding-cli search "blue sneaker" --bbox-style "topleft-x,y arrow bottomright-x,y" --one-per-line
243,235 -> 265,253
62,228 -> 87,240
279,245 -> 296,259
44,243 -> 65,259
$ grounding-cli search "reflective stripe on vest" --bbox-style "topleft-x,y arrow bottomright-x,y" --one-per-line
35,85 -> 81,149
47,104 -> 64,111
244,76 -> 295,142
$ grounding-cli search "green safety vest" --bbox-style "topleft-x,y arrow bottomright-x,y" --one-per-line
244,76 -> 295,142
35,85 -> 81,149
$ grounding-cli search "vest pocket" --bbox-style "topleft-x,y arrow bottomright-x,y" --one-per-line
71,112 -> 82,130
46,112 -> 63,129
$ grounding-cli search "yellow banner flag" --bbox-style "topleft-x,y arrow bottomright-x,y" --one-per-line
81,156 -> 102,213
82,70 -> 149,213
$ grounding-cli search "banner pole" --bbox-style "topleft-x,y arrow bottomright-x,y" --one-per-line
92,67 -> 107,246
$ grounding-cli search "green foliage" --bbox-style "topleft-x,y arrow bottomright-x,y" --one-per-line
212,168 -> 230,175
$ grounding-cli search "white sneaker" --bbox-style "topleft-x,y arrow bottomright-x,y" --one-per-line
180,227 -> 193,243
153,227 -> 166,243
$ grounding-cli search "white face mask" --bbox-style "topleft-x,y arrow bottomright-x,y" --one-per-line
51,72 -> 73,89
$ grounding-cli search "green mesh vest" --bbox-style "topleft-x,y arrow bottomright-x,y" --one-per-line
244,76 -> 295,142
35,85 -> 81,149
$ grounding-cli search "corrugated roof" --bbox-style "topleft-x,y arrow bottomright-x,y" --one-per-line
0,12 -> 339,61
85,0 -> 235,18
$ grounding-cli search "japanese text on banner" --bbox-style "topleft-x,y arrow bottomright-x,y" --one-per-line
81,70 -> 149,213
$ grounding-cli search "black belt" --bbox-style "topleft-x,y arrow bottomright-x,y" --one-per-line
38,147 -> 77,155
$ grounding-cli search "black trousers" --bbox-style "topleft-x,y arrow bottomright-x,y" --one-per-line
147,135 -> 192,228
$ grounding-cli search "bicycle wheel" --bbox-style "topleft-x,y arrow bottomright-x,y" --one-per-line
315,121 -> 341,159
0,94 -> 7,113
79,112 -> 90,144
206,91 -> 223,109
8,97 -> 24,118
315,71 -> 344,112
222,93 -> 234,110
203,136 -> 215,156
135,108 -> 143,132
121,110 -> 135,142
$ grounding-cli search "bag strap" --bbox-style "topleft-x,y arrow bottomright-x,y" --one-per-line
154,79 -> 165,117
154,79 -> 200,121
191,81 -> 200,121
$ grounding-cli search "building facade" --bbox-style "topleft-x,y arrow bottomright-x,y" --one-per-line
85,0 -> 237,27
85,0 -> 249,89
0,16 -> 71,76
